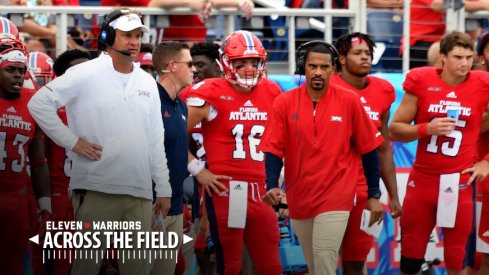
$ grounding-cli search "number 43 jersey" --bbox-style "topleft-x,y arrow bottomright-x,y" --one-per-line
403,67 -> 489,174
0,88 -> 37,187
187,78 -> 281,183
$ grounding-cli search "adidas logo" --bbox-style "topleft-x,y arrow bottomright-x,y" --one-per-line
445,187 -> 453,193
330,116 -> 342,122
234,184 -> 242,190
163,111 -> 171,118
360,97 -> 367,103
483,231 -> 489,237
244,100 -> 253,107
407,180 -> 415,187
6,106 -> 16,113
446,91 -> 457,98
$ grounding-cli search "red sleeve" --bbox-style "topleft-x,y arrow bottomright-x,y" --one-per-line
186,79 -> 220,107
349,92 -> 384,154
403,67 -> 425,97
179,85 -> 191,103
260,93 -> 288,158
383,80 -> 396,107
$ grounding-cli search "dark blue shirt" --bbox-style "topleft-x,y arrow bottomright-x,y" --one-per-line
157,82 -> 189,216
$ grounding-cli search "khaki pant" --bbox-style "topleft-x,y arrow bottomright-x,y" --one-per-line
150,213 -> 183,275
291,211 -> 350,275
70,190 -> 152,275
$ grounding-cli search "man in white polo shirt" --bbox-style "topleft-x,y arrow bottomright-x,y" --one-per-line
28,8 -> 171,274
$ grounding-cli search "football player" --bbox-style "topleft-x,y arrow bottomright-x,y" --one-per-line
185,31 -> 282,275
333,32 -> 402,275
0,37 -> 50,274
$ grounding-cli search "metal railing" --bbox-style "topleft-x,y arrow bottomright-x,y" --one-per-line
0,5 -> 363,75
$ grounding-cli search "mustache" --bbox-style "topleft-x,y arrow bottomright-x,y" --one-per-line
312,77 -> 324,81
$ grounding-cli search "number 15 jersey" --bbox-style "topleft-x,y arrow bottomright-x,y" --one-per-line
187,78 -> 281,183
404,67 -> 489,174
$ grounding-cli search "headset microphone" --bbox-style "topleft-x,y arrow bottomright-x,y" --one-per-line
100,39 -> 131,56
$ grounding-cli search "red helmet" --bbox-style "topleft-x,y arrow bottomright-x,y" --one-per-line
0,37 -> 27,67
27,51 -> 55,86
219,30 -> 267,88
0,17 -> 20,40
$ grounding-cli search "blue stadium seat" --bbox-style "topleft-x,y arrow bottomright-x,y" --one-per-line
367,10 -> 403,72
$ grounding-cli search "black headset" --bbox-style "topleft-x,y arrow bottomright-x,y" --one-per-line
98,9 -> 128,51
295,40 -> 338,75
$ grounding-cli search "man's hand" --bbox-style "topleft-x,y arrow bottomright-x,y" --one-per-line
462,159 -> 489,184
154,197 -> 171,219
196,168 -> 230,197
427,117 -> 456,136
366,198 -> 383,227
389,198 -> 402,218
237,0 -> 254,19
72,138 -> 103,161
263,188 -> 284,206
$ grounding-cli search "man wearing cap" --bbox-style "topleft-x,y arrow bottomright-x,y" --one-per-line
28,8 -> 171,274
138,43 -> 155,78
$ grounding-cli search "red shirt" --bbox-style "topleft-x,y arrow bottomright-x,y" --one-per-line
157,16 -> 206,43
46,107 -> 71,193
261,84 -> 384,219
0,89 -> 37,188
410,0 -> 445,45
404,67 -> 489,174
332,75 -> 395,191
187,78 -> 281,184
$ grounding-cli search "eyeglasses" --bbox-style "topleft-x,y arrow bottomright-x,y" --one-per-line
173,60 -> 194,68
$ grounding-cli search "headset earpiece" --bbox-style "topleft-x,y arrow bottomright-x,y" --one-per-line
98,9 -> 125,51
295,40 -> 338,75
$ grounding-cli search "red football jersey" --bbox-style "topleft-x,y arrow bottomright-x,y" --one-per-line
261,84 -> 384,219
0,88 -> 37,187
404,67 -> 489,174
332,74 -> 395,191
46,107 -> 71,191
180,86 -> 207,162
187,78 -> 281,183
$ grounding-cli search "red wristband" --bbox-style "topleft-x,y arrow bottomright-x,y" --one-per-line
417,122 -> 429,138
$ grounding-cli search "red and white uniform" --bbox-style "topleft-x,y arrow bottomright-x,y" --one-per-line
477,128 -> 489,253
401,67 -> 489,270
187,78 -> 282,275
0,88 -> 37,274
261,83 -> 384,219
332,75 -> 395,262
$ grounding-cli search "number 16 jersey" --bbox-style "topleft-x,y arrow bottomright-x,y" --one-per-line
404,67 -> 489,174
187,78 -> 281,183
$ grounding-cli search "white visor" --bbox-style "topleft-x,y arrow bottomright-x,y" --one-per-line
109,13 -> 149,33
0,50 -> 27,65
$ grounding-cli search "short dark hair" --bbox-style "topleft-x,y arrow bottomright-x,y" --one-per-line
53,49 -> 90,76
152,41 -> 190,73
334,32 -> 375,59
440,31 -> 474,55
140,43 -> 154,54
190,42 -> 220,61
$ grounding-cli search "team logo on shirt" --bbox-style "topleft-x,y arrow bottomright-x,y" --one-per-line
330,116 -> 343,122
6,106 -> 16,113
0,113 -> 32,130
427,100 -> 471,116
427,87 -> 442,92
229,101 -> 267,121
446,91 -> 457,99
363,106 -> 379,121
138,90 -> 150,97
220,95 -> 234,101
